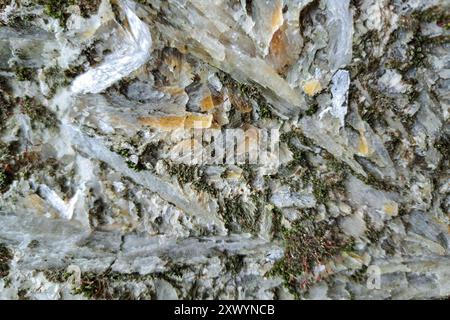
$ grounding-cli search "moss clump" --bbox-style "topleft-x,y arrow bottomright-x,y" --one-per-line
412,6 -> 450,29
0,139 -> 45,193
43,267 -> 190,299
76,0 -> 101,18
280,129 -> 314,148
0,170 -> 10,192
116,148 -> 130,157
311,176 -> 330,203
351,265 -> 368,284
0,243 -> 13,278
305,102 -> 319,116
88,197 -> 108,227
280,131 -> 349,204
38,0 -> 71,26
259,103 -> 273,119
192,175 -> 219,197
63,65 -> 85,79
72,272 -> 112,299
2,12 -> 37,28
363,215 -> 385,243
118,136 -> 160,172
112,147 -> 145,171
138,141 -> 161,169
224,253 -> 245,275
81,41 -> 103,67
27,240 -> 40,249
167,163 -> 199,185
18,96 -> 58,128
393,10 -> 450,73
325,155 -> 350,177
280,135 -> 350,204
220,195 -> 259,234
300,170 -> 332,204
217,71 -> 276,120
0,81 -> 14,131
434,135 -> 449,157
160,263 -> 190,279
125,160 -> 145,171
42,268 -> 114,299
240,163 -> 256,186
280,130 -> 309,168
42,66 -> 68,97
270,206 -> 283,238
358,88 -> 392,127
15,67 -> 34,81
268,213 -> 348,295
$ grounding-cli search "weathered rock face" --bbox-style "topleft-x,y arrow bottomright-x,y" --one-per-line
0,0 -> 449,300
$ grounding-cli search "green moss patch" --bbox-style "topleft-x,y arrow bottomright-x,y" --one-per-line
0,243 -> 13,278
38,0 -> 101,27
18,96 -> 58,128
219,195 -> 260,234
268,213 -> 349,296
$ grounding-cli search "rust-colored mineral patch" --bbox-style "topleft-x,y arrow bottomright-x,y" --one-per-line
185,113 -> 213,128
138,115 -> 186,130
271,3 -> 284,31
302,79 -> 322,97
138,113 -> 213,130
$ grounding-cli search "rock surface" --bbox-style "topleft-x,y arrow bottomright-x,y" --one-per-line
0,0 -> 449,300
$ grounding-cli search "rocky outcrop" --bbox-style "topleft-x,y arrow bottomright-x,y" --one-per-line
0,0 -> 448,300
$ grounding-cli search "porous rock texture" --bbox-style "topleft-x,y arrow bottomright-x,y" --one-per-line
0,0 -> 449,300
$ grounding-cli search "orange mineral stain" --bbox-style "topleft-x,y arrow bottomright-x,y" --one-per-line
138,115 -> 186,130
302,80 -> 322,97
271,3 -> 284,31
358,130 -> 370,156
200,95 -> 215,112
138,113 -> 213,131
